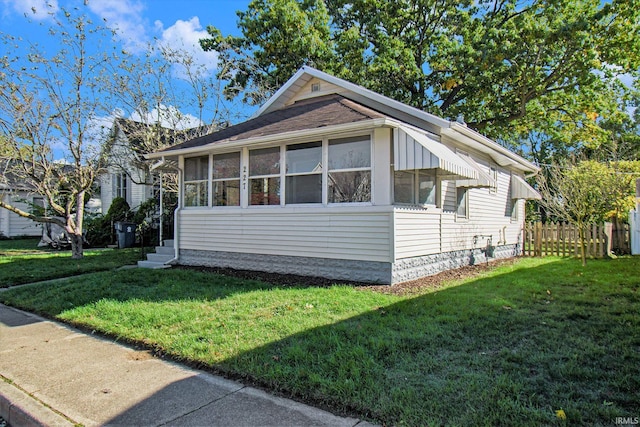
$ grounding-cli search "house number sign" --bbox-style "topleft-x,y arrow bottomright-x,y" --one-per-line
242,165 -> 247,189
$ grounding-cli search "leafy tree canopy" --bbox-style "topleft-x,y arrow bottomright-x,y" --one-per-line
201,0 -> 640,156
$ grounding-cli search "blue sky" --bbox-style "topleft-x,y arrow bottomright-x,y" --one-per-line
0,0 -> 251,49
0,0 -> 255,157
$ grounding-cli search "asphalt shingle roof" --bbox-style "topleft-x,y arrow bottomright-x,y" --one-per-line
160,94 -> 387,153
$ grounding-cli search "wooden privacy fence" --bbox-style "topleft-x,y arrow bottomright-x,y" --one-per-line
523,221 -> 631,258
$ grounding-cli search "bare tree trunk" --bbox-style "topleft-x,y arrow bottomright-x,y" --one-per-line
578,223 -> 587,266
70,189 -> 86,260
70,233 -> 84,259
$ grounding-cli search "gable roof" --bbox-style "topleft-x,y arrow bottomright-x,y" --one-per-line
255,67 -> 451,134
149,67 -> 539,174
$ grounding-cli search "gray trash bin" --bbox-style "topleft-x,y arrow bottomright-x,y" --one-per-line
114,221 -> 136,248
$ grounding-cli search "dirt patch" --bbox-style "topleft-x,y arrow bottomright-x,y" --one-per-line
127,350 -> 154,361
177,258 -> 518,296
359,258 -> 518,296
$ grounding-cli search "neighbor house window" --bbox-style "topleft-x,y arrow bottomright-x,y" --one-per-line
328,136 -> 371,203
394,169 -> 436,205
184,156 -> 209,207
285,141 -> 322,204
115,173 -> 128,201
212,152 -> 240,206
249,147 -> 280,205
456,187 -> 468,219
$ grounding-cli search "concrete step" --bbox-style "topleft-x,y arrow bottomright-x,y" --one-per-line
137,260 -> 172,269
163,239 -> 175,248
146,253 -> 174,263
155,246 -> 175,256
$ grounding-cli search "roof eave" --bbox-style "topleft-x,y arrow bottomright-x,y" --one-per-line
443,123 -> 539,174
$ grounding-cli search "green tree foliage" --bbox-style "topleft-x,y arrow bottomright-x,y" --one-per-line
201,0 -> 640,152
200,0 -> 334,105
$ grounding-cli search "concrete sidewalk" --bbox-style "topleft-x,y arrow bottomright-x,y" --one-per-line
0,304 -> 375,427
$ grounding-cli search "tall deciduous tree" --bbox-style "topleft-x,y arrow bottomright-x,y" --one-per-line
201,0 -> 640,152
0,6 -> 121,258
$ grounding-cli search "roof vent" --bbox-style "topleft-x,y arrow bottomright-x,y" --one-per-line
311,83 -> 321,92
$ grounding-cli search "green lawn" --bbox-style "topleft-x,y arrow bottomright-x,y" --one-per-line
1,256 -> 638,426
0,238 -> 143,287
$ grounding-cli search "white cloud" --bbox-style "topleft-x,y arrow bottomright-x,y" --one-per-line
1,0 -> 58,20
86,0 -> 148,53
155,17 -> 218,74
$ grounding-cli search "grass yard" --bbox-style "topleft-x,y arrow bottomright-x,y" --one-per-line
1,256 -> 639,425
0,238 -> 143,287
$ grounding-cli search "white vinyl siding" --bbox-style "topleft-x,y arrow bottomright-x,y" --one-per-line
179,206 -> 393,262
439,158 -> 523,253
394,208 -> 441,259
0,192 -> 43,237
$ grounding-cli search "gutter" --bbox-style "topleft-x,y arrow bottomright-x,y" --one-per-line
446,122 -> 540,174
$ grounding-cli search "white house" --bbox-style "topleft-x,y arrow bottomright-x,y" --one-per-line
0,160 -> 44,238
99,118 -> 158,214
147,67 -> 541,284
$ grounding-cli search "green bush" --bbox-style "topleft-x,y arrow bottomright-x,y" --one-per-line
85,197 -> 133,247
84,214 -> 113,247
107,197 -> 132,222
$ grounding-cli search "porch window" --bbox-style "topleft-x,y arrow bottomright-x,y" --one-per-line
328,136 -> 371,203
394,169 -> 436,205
184,156 -> 209,207
212,152 -> 240,206
285,141 -> 322,204
456,187 -> 468,219
249,147 -> 280,205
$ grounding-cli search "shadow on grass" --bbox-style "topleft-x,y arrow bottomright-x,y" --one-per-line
1,257 -> 639,425
218,258 -> 640,426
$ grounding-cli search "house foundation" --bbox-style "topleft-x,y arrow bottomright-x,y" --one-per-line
178,243 -> 521,285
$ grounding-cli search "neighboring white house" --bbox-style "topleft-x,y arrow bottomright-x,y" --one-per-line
99,118 -> 158,214
0,160 -> 44,238
147,67 -> 541,284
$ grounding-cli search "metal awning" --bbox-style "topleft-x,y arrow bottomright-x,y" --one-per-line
393,127 -> 478,179
511,175 -> 541,200
455,151 -> 496,188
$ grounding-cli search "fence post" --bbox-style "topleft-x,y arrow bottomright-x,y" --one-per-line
535,222 -> 542,257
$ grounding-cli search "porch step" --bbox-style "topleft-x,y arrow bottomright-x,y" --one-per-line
146,253 -> 174,263
137,260 -> 172,269
138,239 -> 175,269
154,246 -> 175,256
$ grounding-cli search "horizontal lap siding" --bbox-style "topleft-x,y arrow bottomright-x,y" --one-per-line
394,209 -> 440,259
441,163 -> 523,252
6,194 -> 42,237
179,208 -> 393,262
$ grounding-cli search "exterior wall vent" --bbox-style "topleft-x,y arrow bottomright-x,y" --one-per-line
311,83 -> 321,92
